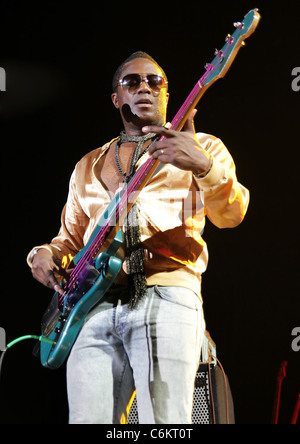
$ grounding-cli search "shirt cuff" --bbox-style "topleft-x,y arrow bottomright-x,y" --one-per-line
26,245 -> 54,268
194,159 -> 227,191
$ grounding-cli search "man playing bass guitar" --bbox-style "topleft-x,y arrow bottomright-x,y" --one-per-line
28,52 -> 249,424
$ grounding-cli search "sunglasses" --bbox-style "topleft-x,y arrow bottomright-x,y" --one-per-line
118,74 -> 168,95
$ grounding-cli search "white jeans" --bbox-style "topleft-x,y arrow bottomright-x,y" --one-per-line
67,285 -> 205,424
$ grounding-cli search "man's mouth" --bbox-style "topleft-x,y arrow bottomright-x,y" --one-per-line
135,98 -> 153,106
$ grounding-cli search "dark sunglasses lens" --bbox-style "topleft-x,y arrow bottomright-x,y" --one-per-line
148,75 -> 165,90
122,74 -> 141,88
120,74 -> 166,93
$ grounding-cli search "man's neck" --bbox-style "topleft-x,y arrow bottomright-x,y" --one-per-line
122,117 -> 165,137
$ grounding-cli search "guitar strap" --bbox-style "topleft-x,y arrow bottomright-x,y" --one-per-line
116,131 -> 157,308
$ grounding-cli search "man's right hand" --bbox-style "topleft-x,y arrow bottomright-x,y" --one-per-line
31,249 -> 65,294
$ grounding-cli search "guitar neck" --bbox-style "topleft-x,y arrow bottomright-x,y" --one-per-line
81,80 -> 205,263
116,78 -> 208,224
116,8 -> 261,220
81,8 -> 261,257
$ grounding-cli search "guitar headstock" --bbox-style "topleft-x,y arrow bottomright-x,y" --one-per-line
201,9 -> 261,87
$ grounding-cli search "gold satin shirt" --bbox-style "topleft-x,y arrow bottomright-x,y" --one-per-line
27,133 -> 249,300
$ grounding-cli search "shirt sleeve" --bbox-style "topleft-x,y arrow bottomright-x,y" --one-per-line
27,168 -> 89,267
194,134 -> 250,229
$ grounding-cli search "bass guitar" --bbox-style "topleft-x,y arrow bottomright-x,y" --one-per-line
40,9 -> 261,369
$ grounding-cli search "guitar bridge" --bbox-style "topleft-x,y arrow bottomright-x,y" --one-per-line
41,293 -> 61,339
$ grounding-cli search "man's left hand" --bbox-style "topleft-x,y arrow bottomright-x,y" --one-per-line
142,109 -> 211,174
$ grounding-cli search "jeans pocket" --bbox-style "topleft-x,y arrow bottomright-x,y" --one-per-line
154,285 -> 200,311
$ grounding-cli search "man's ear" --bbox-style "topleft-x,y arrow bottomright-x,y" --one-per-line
111,92 -> 120,110
166,92 -> 170,105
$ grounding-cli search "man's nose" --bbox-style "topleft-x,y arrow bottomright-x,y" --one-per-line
136,79 -> 151,93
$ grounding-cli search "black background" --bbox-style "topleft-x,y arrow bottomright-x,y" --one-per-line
0,0 -> 299,424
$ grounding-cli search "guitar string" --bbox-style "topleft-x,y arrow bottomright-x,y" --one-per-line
59,46 -> 231,304
59,62 -> 226,303
59,29 -> 242,305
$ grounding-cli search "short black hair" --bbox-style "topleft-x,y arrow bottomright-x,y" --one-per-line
112,51 -> 168,93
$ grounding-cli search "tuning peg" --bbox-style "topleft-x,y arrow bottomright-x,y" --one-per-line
205,63 -> 212,71
214,49 -> 223,58
225,34 -> 234,44
233,21 -> 244,30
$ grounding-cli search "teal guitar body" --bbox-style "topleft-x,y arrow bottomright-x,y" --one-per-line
40,197 -> 124,369
39,9 -> 260,370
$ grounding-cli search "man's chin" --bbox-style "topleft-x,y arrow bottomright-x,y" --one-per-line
121,104 -> 164,129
